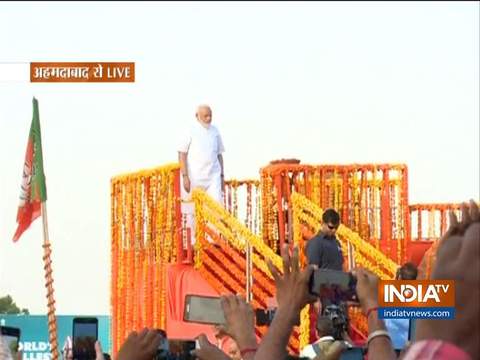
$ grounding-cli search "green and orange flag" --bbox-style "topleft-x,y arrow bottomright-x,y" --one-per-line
13,98 -> 47,242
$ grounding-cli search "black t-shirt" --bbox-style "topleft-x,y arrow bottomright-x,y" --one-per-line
306,232 -> 344,271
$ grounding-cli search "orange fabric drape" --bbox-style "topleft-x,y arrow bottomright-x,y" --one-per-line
165,264 -> 219,342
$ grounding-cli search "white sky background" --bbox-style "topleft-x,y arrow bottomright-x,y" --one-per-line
0,2 -> 478,315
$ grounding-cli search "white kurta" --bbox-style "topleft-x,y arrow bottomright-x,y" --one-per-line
178,120 -> 225,245
178,120 -> 225,204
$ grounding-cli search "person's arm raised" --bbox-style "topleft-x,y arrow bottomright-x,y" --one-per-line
354,268 -> 396,360
221,295 -> 258,360
413,201 -> 480,359
116,328 -> 162,360
254,246 -> 317,360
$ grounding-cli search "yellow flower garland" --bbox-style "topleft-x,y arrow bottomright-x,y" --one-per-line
110,160 -> 471,356
291,191 -> 399,346
292,192 -> 398,278
193,189 -> 283,270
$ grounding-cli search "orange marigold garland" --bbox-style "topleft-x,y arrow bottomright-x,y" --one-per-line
111,164 -> 179,356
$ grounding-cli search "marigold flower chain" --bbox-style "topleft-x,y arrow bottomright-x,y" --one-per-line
111,164 -> 179,354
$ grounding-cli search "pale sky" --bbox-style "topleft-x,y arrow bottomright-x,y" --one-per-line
0,2 -> 478,315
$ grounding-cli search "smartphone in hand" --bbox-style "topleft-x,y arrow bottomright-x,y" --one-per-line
1,326 -> 21,358
73,317 -> 98,360
309,269 -> 358,302
183,295 -> 226,325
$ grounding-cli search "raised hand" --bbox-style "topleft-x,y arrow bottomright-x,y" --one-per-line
116,328 -> 162,360
221,295 -> 257,351
415,200 -> 480,359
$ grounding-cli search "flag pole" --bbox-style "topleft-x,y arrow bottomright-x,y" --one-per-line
41,201 -> 59,360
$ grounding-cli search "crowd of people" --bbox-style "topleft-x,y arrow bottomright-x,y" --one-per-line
3,200 -> 477,360
130,200 -> 480,360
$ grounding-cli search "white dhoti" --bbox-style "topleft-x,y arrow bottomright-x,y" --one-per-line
181,174 -> 224,245
178,121 -> 226,246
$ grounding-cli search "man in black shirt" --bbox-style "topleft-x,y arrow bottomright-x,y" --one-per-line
306,208 -> 345,326
306,208 -> 343,271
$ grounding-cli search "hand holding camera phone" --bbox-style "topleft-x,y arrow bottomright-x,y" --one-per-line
1,326 -> 21,358
183,295 -> 226,325
157,339 -> 197,360
154,329 -> 198,360
309,269 -> 358,302
255,308 -> 277,326
72,317 -> 98,360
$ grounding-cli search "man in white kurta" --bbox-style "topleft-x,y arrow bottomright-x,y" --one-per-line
178,105 -> 225,243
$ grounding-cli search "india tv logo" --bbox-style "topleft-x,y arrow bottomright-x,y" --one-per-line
378,280 -> 455,319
